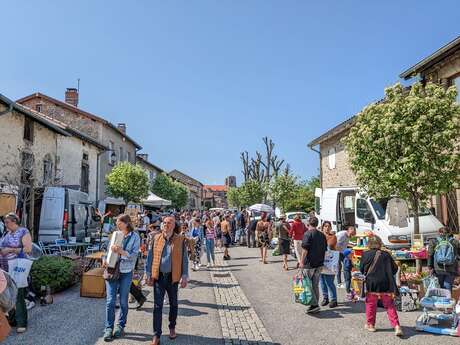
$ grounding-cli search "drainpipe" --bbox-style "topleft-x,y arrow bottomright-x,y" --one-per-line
308,145 -> 322,189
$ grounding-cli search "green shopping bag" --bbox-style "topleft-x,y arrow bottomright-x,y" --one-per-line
292,270 -> 316,306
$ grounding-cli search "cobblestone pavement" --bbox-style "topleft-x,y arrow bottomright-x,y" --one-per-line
211,251 -> 276,345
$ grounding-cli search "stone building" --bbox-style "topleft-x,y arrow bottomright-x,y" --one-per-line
17,89 -> 142,205
203,185 -> 228,209
169,169 -> 203,209
308,35 -> 460,232
225,176 -> 237,188
136,153 -> 164,185
0,93 -> 105,236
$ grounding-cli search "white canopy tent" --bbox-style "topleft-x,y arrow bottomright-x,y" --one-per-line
142,192 -> 172,207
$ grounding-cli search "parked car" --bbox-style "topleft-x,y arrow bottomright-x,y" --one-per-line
285,212 -> 309,226
314,187 -> 443,249
38,187 -> 100,243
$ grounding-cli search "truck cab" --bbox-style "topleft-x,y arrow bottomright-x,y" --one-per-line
315,187 -> 443,249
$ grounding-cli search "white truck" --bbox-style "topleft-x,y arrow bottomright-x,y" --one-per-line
315,187 -> 443,249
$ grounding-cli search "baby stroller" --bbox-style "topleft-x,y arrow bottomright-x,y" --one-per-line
416,277 -> 460,336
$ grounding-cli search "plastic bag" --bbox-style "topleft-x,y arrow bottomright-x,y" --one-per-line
292,271 -> 315,306
8,258 -> 33,288
322,250 -> 340,275
422,275 -> 440,294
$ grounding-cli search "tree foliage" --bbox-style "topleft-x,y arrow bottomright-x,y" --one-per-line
284,177 -> 319,213
270,174 -> 299,212
106,162 -> 149,205
151,173 -> 188,209
238,179 -> 266,206
227,187 -> 243,208
345,82 -> 460,234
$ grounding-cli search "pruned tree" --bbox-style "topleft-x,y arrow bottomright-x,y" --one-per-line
240,151 -> 250,182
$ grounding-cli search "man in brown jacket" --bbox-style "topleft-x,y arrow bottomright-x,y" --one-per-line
145,216 -> 189,345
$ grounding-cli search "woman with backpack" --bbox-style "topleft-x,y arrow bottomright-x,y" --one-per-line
360,235 -> 403,337
428,226 -> 459,292
0,213 -> 32,334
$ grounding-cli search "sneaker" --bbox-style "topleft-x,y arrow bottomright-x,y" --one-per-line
337,283 -> 345,289
16,327 -> 27,334
395,326 -> 403,337
103,328 -> 113,342
345,293 -> 353,302
113,325 -> 124,338
26,300 -> 35,310
320,299 -> 329,307
206,263 -> 211,268
365,324 -> 376,332
329,300 -> 338,308
306,305 -> 320,314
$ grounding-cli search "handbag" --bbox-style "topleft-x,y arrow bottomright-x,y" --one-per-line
0,312 -> 11,342
0,270 -> 17,313
103,234 -> 131,281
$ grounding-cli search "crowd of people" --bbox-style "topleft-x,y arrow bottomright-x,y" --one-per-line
0,207 -> 458,343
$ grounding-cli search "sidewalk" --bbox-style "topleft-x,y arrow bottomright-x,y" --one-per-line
4,264 -> 223,345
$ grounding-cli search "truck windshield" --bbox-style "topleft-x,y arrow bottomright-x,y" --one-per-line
370,198 -> 432,220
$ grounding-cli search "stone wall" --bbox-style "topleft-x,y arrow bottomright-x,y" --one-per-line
319,129 -> 357,189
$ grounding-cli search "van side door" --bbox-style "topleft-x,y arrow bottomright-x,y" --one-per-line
355,197 -> 375,235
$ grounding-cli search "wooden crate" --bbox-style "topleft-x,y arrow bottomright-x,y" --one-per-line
80,267 -> 106,298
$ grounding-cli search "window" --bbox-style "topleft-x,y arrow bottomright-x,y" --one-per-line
43,158 -> 53,185
127,151 -> 131,163
21,151 -> 34,183
23,117 -> 34,142
356,198 -> 371,219
82,153 -> 89,161
327,147 -> 336,169
454,76 -> 460,103
109,141 -> 116,164
35,104 -> 42,112
149,171 -> 156,181
81,163 -> 89,193
119,147 -> 124,162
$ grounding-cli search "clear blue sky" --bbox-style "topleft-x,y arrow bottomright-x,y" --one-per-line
1,1 -> 459,185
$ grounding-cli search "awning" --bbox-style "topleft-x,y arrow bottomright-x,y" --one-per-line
142,192 -> 171,207
102,197 -> 125,206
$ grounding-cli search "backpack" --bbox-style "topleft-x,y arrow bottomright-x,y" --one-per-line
0,270 -> 18,313
434,237 -> 456,267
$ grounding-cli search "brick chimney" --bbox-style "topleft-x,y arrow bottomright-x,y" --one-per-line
117,123 -> 126,133
138,153 -> 148,161
65,88 -> 79,107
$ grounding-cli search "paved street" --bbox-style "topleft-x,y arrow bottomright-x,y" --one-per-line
4,246 -> 460,345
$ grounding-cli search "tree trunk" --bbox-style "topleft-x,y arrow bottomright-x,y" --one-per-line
411,195 -> 422,274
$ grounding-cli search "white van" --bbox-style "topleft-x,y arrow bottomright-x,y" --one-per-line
315,187 -> 443,249
38,187 -> 100,243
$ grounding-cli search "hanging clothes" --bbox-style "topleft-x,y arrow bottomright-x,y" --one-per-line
386,198 -> 409,228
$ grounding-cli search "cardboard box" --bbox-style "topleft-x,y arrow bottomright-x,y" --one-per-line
80,267 -> 106,298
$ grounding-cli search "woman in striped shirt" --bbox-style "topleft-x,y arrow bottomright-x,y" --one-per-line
204,219 -> 216,267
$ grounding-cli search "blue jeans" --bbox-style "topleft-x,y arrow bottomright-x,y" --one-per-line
154,273 -> 179,337
105,271 -> 133,330
437,273 -> 455,292
205,239 -> 215,264
343,269 -> 352,293
320,274 -> 337,301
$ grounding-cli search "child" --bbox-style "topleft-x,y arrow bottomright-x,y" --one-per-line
343,249 -> 353,301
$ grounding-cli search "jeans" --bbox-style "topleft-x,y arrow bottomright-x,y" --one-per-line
304,267 -> 321,307
205,239 -> 215,264
343,269 -> 352,293
437,273 -> 455,292
153,273 -> 179,337
365,293 -> 400,327
320,274 -> 337,301
235,228 -> 241,243
105,271 -> 133,329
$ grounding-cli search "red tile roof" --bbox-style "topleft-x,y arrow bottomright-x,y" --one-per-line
204,185 -> 228,192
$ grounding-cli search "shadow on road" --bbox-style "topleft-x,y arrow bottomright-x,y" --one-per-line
179,298 -> 251,311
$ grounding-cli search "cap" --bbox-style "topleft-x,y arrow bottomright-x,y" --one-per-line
343,249 -> 352,257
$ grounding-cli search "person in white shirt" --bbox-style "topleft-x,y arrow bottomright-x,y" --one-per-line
335,225 -> 356,287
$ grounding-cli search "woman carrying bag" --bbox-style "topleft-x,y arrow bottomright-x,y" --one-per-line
360,236 -> 403,337
0,213 -> 32,334
102,214 -> 140,342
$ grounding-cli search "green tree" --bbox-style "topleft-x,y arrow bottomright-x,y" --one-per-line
270,174 -> 299,212
284,177 -> 319,213
239,179 -> 266,206
345,82 -> 460,237
227,187 -> 243,208
151,173 -> 188,209
172,181 -> 188,209
106,162 -> 149,205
